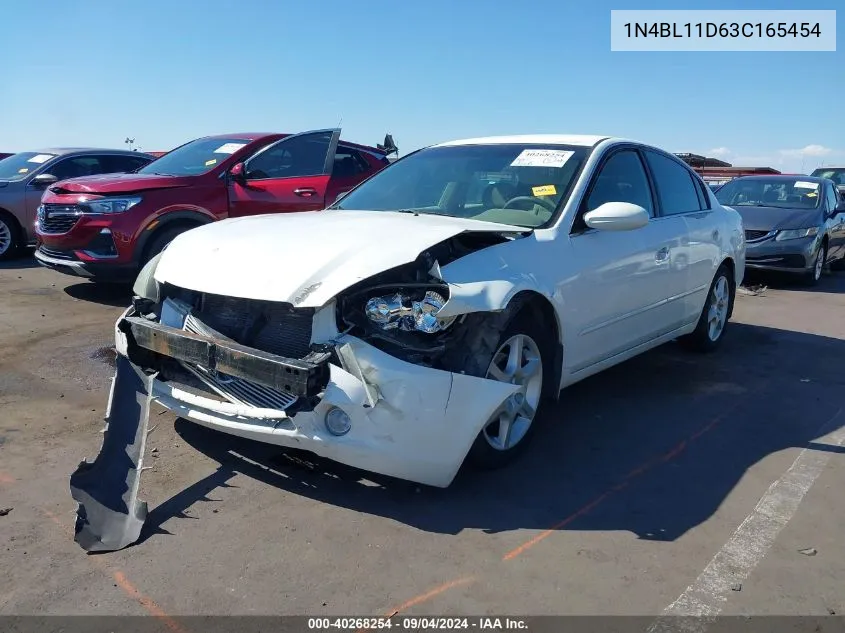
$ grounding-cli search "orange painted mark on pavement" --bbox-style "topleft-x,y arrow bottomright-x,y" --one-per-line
0,472 -> 15,485
113,571 -> 187,633
388,576 -> 475,615
356,577 -> 476,632
42,509 -> 187,633
502,408 -> 735,561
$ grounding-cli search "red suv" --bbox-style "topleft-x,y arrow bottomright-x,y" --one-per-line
35,129 -> 395,282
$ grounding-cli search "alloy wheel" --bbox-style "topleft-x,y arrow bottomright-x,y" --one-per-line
814,247 -> 824,281
707,275 -> 730,342
0,219 -> 12,256
482,333 -> 544,451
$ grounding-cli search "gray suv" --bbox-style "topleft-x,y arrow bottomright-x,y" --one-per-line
0,148 -> 154,260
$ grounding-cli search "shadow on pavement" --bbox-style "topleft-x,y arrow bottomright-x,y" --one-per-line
64,281 -> 132,307
0,249 -> 38,270
141,322 -> 845,545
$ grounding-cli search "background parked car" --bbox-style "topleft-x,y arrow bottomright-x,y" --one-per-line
715,175 -> 845,285
34,129 -> 396,282
810,166 -> 845,196
0,148 -> 154,260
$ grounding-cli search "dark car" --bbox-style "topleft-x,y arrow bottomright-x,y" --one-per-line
0,149 -> 155,260
34,130 -> 396,282
810,167 -> 845,196
715,175 -> 845,285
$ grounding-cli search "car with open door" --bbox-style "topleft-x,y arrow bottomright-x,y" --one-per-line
715,174 -> 845,285
0,148 -> 154,260
34,129 -> 395,281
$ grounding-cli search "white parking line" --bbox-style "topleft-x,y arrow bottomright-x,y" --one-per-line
648,408 -> 844,633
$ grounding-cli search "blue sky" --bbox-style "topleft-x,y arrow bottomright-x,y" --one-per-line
2,0 -> 842,172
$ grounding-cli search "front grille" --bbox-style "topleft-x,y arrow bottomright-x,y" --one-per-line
193,292 -> 314,359
745,229 -> 772,242
39,204 -> 82,234
38,245 -> 78,261
181,307 -> 302,413
183,362 -> 299,412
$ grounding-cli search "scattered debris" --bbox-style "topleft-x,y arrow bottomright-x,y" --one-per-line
151,447 -> 159,453
828,608 -> 836,615
0,508 -> 12,517
798,547 -> 817,556
731,583 -> 742,592
738,284 -> 767,297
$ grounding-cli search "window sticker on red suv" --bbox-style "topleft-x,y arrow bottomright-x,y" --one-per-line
213,143 -> 247,154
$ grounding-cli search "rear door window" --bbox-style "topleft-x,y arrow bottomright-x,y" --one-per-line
643,151 -> 704,216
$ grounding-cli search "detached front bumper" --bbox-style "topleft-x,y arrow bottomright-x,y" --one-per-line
115,310 -> 518,488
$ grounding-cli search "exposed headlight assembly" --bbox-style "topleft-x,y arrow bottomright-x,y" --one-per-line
776,227 -> 818,241
365,289 -> 455,334
81,197 -> 143,214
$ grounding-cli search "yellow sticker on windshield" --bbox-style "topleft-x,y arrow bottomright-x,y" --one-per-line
205,159 -> 217,167
532,184 -> 557,196
806,192 -> 817,197
18,168 -> 29,174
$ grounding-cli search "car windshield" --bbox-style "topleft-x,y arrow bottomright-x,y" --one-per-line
810,168 -> 845,186
715,177 -> 822,210
0,152 -> 58,182
332,143 -> 589,228
137,137 -> 251,176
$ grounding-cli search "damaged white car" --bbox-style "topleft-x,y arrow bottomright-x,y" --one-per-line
70,135 -> 745,550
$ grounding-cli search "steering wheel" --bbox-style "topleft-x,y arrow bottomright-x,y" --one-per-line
503,196 -> 557,213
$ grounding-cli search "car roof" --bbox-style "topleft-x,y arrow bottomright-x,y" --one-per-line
28,147 -> 154,157
197,132 -> 384,153
730,174 -> 828,183
434,134 -> 612,147
200,133 -> 280,141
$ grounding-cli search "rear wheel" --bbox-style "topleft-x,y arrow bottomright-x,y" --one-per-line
680,264 -> 733,353
0,212 -> 21,261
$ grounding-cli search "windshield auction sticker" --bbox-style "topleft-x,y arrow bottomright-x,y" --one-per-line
794,181 -> 819,189
511,150 -> 573,168
610,10 -> 836,51
213,143 -> 248,154
27,154 -> 54,164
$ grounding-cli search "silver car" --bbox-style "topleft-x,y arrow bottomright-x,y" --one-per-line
0,148 -> 154,260
714,174 -> 845,285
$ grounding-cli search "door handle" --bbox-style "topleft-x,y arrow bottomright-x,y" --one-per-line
294,187 -> 317,197
655,247 -> 670,263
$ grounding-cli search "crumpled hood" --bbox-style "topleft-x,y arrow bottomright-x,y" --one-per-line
48,172 -> 193,195
153,210 -> 522,306
730,205 -> 823,232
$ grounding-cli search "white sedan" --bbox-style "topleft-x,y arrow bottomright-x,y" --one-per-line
118,135 -> 745,488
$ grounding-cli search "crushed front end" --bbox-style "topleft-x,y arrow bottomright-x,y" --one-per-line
71,253 -> 521,550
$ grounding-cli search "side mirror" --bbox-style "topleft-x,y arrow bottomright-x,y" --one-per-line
31,173 -> 58,188
229,162 -> 246,184
583,201 -> 650,231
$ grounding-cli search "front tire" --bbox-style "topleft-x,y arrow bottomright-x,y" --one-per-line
680,264 -> 733,353
802,243 -> 826,286
442,304 -> 552,470
0,212 -> 21,261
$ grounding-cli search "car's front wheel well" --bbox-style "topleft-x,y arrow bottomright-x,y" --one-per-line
508,291 -> 562,399
438,290 -> 562,400
138,215 -> 210,264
